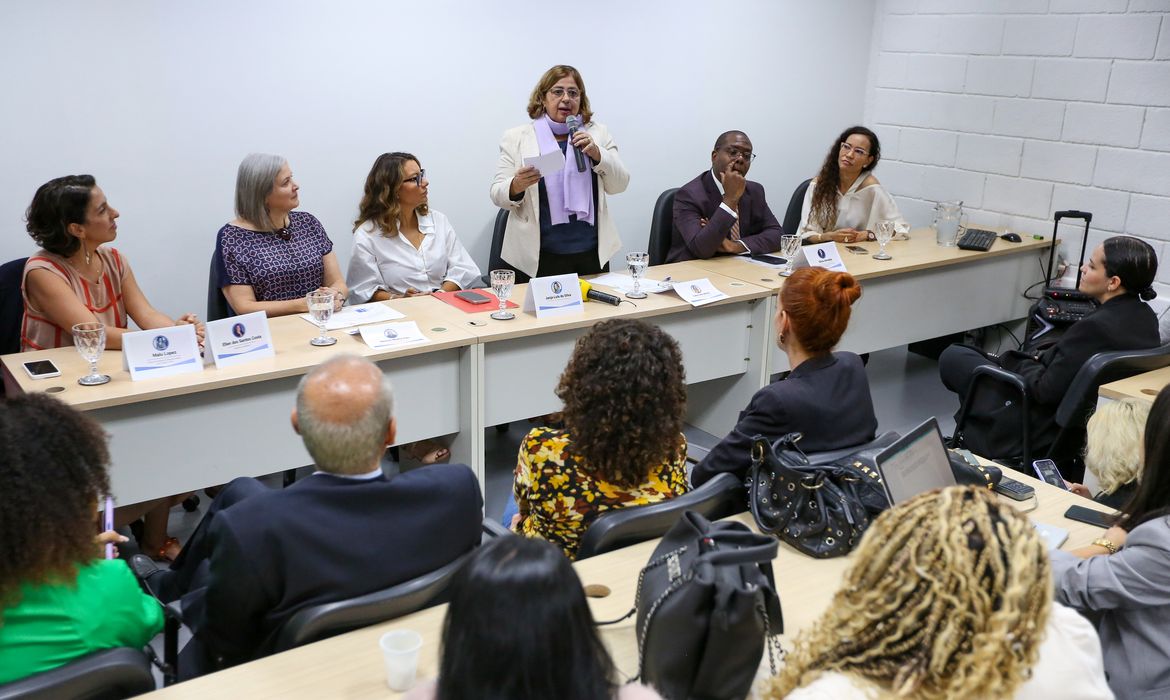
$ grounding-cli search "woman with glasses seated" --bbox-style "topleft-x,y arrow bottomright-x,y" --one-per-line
346,152 -> 480,302
216,153 -> 347,317
797,126 -> 909,245
0,394 -> 163,684
489,65 -> 629,282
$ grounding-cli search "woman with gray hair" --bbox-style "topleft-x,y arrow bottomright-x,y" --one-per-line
215,154 -> 347,317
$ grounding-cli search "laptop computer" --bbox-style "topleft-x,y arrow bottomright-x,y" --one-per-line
874,418 -> 956,505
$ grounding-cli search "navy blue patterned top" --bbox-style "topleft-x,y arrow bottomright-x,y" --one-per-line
214,211 -> 333,302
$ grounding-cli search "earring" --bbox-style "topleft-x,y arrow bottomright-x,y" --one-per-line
84,245 -> 91,266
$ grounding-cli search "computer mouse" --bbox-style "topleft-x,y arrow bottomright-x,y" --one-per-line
1001,233 -> 1022,243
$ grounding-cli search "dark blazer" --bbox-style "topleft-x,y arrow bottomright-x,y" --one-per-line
691,352 -> 877,486
184,464 -> 482,667
667,171 -> 784,262
964,295 -> 1160,460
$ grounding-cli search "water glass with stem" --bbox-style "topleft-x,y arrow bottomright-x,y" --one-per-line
625,252 -> 649,299
490,269 -> 516,320
780,235 -> 801,277
72,321 -> 111,386
873,220 -> 895,261
306,290 -> 338,346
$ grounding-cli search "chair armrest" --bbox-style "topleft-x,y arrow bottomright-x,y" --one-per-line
685,443 -> 711,464
481,517 -> 513,539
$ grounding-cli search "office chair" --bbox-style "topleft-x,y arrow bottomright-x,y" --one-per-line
647,188 -> 679,265
206,254 -> 231,322
0,648 -> 156,700
802,431 -> 901,464
0,257 -> 29,357
955,343 -> 1170,479
274,552 -> 468,651
482,209 -> 522,286
575,472 -> 745,560
781,178 -> 812,238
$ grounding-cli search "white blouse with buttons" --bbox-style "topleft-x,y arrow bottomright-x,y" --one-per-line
345,210 -> 482,303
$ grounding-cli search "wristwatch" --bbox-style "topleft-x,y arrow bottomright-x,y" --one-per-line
1091,537 -> 1118,554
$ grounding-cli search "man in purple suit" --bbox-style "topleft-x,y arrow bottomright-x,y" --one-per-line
667,130 -> 784,262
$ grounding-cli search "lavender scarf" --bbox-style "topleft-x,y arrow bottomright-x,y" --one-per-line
534,114 -> 595,226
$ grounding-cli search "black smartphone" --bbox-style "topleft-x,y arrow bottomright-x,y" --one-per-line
844,245 -> 869,255
1032,459 -> 1068,490
751,253 -> 786,266
1064,505 -> 1115,529
22,359 -> 61,379
454,290 -> 491,305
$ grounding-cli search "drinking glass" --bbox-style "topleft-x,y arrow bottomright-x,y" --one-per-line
780,235 -> 801,277
873,220 -> 895,261
72,322 -> 111,386
490,269 -> 516,320
306,290 -> 337,346
625,252 -> 649,299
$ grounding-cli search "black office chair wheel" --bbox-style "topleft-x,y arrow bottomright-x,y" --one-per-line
181,495 -> 200,512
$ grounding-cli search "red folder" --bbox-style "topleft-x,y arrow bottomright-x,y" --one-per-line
433,290 -> 519,314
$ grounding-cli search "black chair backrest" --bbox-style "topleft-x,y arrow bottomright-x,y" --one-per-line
273,553 -> 468,652
0,257 -> 29,355
802,430 -> 901,463
206,254 -> 231,322
782,178 -> 813,237
0,647 -> 155,700
575,472 -> 744,560
648,188 -> 679,266
482,209 -> 512,286
1056,343 -> 1170,431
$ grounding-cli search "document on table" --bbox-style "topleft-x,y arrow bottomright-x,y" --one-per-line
587,272 -> 672,294
523,150 -> 565,176
299,302 -> 404,331
671,278 -> 729,307
358,321 -> 428,350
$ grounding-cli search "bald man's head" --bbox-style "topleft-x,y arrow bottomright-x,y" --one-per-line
293,355 -> 395,475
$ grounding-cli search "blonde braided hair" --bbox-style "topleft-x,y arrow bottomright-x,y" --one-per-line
762,486 -> 1051,699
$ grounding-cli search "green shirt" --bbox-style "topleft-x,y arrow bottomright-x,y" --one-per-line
0,558 -> 164,684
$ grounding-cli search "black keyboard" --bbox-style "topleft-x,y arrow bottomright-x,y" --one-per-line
957,228 -> 998,251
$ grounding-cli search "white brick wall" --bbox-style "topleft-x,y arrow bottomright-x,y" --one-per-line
865,0 -> 1170,262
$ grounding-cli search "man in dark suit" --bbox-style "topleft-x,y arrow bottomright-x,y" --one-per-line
134,354 -> 482,675
667,130 -> 784,262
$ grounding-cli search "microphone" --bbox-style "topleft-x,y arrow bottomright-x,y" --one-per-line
566,115 -> 587,173
579,279 -> 620,306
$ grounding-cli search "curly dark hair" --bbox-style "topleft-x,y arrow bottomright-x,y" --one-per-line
353,152 -> 429,236
25,174 -> 97,257
556,319 -> 686,487
808,126 -> 881,232
0,393 -> 111,618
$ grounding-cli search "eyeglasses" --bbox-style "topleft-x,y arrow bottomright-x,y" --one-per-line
402,169 -> 427,186
547,87 -> 581,100
721,146 -> 757,163
840,142 -> 869,157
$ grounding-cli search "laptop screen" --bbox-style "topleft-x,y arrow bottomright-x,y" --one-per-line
875,418 -> 957,505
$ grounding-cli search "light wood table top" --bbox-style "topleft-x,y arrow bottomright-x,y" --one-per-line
688,227 -> 1052,291
1099,365 -> 1170,403
422,261 -> 772,343
142,472 -> 1110,699
0,296 -> 478,411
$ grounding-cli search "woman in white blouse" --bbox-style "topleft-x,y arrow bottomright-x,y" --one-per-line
346,152 -> 481,304
798,126 -> 909,244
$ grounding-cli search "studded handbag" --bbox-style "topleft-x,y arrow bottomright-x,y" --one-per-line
748,433 -> 890,559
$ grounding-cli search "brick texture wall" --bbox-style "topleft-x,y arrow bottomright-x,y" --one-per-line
865,0 -> 1170,293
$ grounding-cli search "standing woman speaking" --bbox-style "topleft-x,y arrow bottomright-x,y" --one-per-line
490,65 -> 629,281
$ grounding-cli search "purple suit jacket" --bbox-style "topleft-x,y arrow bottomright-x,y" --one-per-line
667,171 -> 784,262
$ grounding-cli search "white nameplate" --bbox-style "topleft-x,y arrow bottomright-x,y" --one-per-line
122,324 -> 203,381
794,242 -> 848,272
672,278 -> 729,307
523,273 -> 584,319
358,321 -> 428,350
205,312 -> 275,369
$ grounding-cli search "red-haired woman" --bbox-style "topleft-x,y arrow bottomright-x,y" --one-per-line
691,267 -> 877,485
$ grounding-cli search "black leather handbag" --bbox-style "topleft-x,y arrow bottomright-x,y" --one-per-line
634,511 -> 782,700
748,433 -> 889,559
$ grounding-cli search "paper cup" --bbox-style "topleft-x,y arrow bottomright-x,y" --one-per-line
380,630 -> 422,691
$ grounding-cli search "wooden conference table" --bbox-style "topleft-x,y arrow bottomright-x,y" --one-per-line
1,233 -> 1050,505
140,472 -> 1111,699
1099,365 -> 1170,403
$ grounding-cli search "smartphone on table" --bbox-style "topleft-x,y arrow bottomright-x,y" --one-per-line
1064,505 -> 1116,529
844,245 -> 870,255
454,290 -> 491,305
1032,459 -> 1068,490
22,359 -> 61,379
750,253 -> 786,266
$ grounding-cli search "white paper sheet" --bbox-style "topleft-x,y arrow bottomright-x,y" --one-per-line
358,321 -> 428,350
523,150 -> 566,176
299,302 -> 405,331
587,272 -> 672,294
